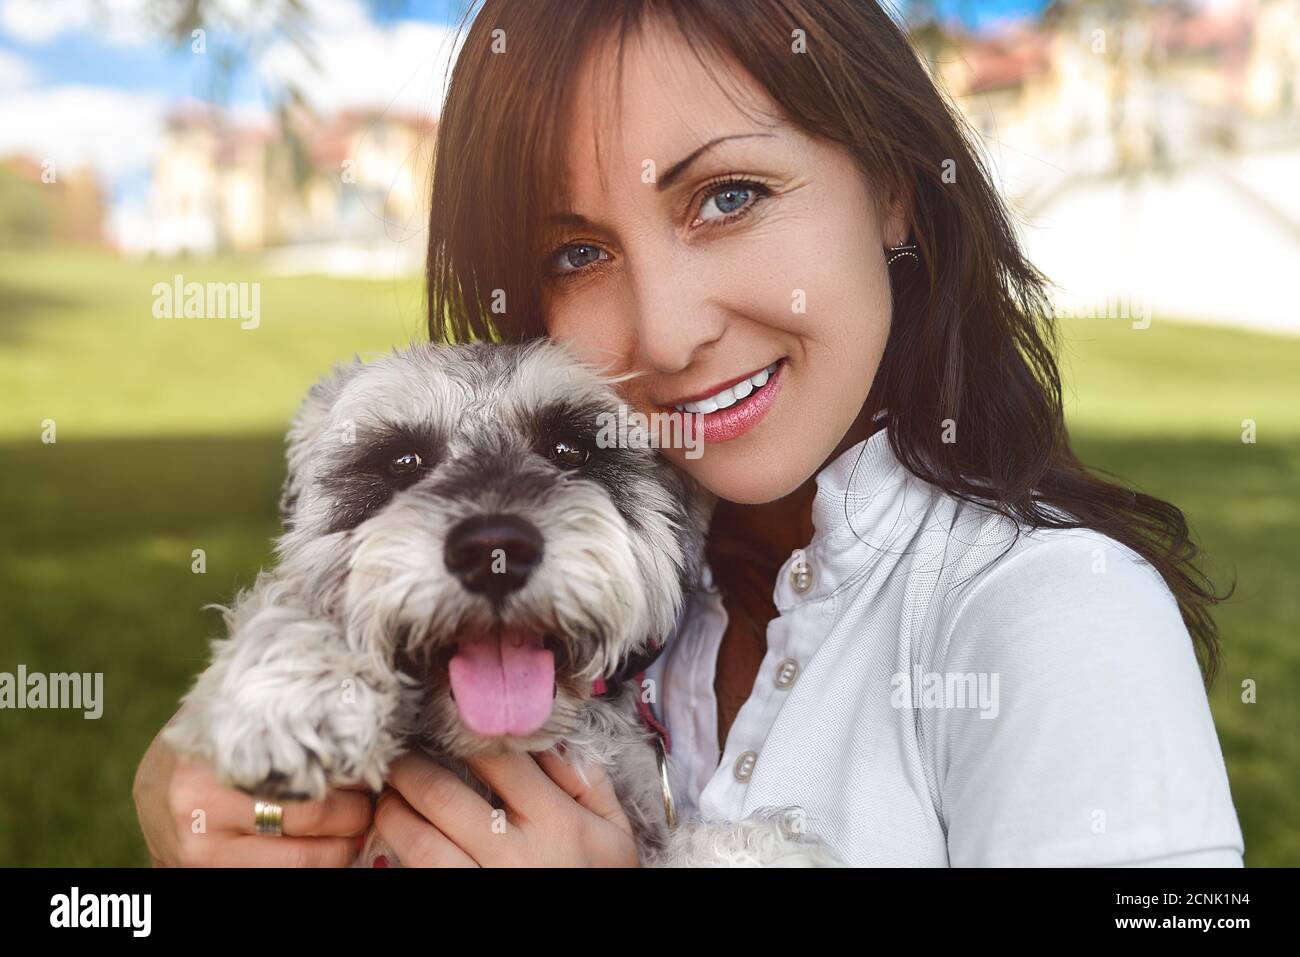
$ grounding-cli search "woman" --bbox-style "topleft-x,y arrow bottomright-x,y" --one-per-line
134,0 -> 1244,866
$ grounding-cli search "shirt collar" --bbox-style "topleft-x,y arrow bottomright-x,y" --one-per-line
776,424 -> 913,610
810,423 -> 899,541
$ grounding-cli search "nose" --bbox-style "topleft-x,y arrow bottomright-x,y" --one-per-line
444,514 -> 545,600
626,254 -> 726,374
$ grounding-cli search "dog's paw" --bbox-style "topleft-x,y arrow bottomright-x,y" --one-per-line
163,704 -> 331,799
226,746 -> 332,801
163,673 -> 408,801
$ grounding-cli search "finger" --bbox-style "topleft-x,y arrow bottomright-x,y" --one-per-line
386,753 -> 499,853
169,761 -> 372,838
281,789 -> 374,838
198,788 -> 372,838
533,749 -> 630,827
195,835 -> 360,868
462,750 -> 559,823
374,790 -> 478,868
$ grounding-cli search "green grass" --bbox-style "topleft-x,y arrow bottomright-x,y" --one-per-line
0,248 -> 429,439
1,249 -> 1297,865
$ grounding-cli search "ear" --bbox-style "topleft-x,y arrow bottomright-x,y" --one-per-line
279,357 -> 365,527
881,178 -> 913,249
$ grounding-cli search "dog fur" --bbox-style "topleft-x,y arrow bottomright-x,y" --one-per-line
164,340 -> 842,867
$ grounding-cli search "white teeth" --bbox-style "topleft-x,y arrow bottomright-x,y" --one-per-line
674,362 -> 778,413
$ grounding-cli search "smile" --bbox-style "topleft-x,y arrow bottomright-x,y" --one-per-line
667,359 -> 785,444
672,362 -> 778,413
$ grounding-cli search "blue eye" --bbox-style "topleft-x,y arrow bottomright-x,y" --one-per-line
698,181 -> 764,223
546,180 -> 766,279
549,243 -> 609,276
707,184 -> 759,218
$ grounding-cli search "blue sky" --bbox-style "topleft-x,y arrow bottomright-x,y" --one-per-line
0,0 -> 1051,213
0,1 -> 466,99
0,0 -> 1050,98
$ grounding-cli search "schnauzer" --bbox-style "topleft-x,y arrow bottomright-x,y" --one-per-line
164,340 -> 841,866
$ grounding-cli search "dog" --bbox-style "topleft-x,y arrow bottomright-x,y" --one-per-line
164,340 -> 841,866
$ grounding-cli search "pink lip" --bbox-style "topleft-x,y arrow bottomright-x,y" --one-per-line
679,360 -> 785,445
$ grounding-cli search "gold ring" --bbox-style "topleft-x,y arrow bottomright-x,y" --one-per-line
254,800 -> 284,837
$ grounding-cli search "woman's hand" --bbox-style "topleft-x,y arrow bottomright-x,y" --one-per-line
373,749 -> 640,867
132,717 -> 373,867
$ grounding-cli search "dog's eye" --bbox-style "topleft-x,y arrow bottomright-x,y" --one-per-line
550,440 -> 589,468
387,451 -> 423,476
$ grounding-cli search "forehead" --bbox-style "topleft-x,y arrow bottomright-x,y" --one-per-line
328,345 -> 618,435
560,18 -> 786,206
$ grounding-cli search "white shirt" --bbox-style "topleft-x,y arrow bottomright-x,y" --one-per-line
645,428 -> 1245,866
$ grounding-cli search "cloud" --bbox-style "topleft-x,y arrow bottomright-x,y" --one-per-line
256,13 -> 464,118
0,0 -> 458,192
0,48 -> 34,90
0,0 -> 366,48
0,84 -> 166,184
0,0 -> 156,46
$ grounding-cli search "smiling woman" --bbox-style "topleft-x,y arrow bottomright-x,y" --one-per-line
412,0 -> 1244,867
124,0 -> 1249,870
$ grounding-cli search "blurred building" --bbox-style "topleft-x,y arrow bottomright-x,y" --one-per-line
141,102 -> 436,257
918,0 -> 1300,209
300,110 -> 437,244
1244,0 -> 1300,117
911,0 -> 1300,336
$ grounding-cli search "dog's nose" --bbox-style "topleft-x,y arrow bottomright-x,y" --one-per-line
444,514 -> 544,599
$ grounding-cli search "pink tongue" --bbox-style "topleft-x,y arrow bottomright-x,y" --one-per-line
448,629 -> 555,737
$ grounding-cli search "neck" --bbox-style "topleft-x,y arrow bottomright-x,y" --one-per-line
710,479 -> 817,565
708,403 -> 884,568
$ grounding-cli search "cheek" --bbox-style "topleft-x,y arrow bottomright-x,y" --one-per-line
777,200 -> 892,361
540,280 -> 616,340
544,296 -> 634,373
790,252 -> 891,426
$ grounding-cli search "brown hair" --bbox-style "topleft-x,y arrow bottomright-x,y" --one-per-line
425,0 -> 1226,679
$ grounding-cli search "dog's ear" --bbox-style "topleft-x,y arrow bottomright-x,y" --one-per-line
667,465 -> 715,593
279,357 -> 365,527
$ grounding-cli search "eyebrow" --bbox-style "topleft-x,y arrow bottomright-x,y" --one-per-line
542,132 -> 777,228
656,133 -> 775,192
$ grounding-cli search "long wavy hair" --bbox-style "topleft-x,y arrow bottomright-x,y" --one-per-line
423,0 -> 1226,680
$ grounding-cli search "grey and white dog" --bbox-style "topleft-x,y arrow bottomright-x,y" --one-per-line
164,340 -> 840,866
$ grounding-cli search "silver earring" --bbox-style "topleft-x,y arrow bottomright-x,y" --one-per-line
886,243 -> 919,267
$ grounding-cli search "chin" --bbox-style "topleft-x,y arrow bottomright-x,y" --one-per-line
669,438 -> 820,506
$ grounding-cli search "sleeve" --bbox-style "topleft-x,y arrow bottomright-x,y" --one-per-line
929,531 -> 1245,867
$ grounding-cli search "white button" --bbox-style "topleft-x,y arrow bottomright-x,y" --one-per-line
775,658 -> 800,689
790,557 -> 814,594
733,750 -> 758,782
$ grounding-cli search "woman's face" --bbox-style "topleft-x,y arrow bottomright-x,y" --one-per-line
542,21 -> 905,504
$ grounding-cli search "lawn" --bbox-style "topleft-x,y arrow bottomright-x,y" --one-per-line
1,248 -> 1297,866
